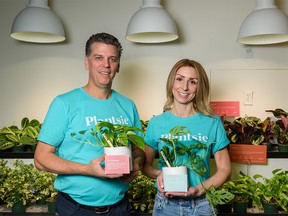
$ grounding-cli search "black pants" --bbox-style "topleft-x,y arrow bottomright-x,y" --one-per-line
56,191 -> 131,216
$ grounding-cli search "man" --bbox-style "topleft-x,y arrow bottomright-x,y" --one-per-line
34,32 -> 145,216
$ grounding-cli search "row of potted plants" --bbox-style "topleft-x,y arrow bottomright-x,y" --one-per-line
219,169 -> 288,214
0,159 -> 57,213
223,108 -> 288,151
0,117 -> 41,152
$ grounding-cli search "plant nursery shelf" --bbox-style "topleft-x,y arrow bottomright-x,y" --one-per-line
0,152 -> 34,159
1,152 -> 288,159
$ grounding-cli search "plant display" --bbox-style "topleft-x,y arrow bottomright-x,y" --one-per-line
226,172 -> 260,206
254,169 -> 288,212
267,108 -> 288,145
128,171 -> 157,213
224,116 -> 272,145
0,159 -> 57,209
0,159 -> 35,207
0,117 -> 41,151
71,121 -> 145,149
32,170 -> 57,203
159,126 -> 234,213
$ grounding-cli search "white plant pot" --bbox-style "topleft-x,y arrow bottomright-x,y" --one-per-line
104,146 -> 132,174
162,166 -> 188,192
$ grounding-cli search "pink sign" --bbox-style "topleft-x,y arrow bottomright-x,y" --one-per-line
210,101 -> 240,117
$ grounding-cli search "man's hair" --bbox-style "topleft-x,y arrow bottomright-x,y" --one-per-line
85,32 -> 123,58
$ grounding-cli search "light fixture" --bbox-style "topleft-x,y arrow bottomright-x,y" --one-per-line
10,0 -> 65,43
237,0 -> 288,45
126,0 -> 178,43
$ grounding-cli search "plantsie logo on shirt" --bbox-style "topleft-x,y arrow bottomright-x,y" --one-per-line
85,115 -> 130,126
161,132 -> 208,143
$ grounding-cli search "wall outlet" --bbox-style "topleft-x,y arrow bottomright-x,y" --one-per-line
244,91 -> 253,105
243,47 -> 253,58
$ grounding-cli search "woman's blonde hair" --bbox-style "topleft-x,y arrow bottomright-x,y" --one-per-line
163,59 -> 214,116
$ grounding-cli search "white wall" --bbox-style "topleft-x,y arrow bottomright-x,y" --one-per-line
1,0 -> 288,177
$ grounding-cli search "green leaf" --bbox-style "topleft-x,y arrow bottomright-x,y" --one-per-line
21,117 -> 30,129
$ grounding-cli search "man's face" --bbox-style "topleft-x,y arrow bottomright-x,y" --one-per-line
84,42 -> 120,89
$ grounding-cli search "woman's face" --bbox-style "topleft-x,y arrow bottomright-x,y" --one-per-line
172,66 -> 198,105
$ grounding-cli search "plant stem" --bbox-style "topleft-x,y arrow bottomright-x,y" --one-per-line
160,151 -> 171,167
102,133 -> 114,147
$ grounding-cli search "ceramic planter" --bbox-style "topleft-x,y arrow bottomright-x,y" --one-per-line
162,166 -> 188,192
104,146 -> 132,174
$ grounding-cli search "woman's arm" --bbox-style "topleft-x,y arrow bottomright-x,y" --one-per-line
194,147 -> 231,196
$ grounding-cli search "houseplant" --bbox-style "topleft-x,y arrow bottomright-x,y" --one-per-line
268,108 -> 288,152
253,168 -> 288,213
159,126 -> 234,214
224,116 -> 273,146
71,121 -> 145,174
228,171 -> 260,213
32,169 -> 57,205
128,171 -> 156,215
0,159 -> 35,213
0,117 -> 41,152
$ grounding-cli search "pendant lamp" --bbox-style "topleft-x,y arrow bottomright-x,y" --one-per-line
10,0 -> 65,43
126,0 -> 178,43
237,0 -> 288,45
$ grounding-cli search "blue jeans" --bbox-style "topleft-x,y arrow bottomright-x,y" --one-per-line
56,191 -> 131,216
152,191 -> 216,216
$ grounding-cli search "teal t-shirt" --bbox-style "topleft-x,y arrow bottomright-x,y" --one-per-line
144,111 -> 229,187
37,88 -> 142,206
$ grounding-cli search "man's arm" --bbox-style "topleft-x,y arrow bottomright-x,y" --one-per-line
34,141 -> 122,178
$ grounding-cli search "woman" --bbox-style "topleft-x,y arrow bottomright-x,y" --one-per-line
142,59 -> 231,216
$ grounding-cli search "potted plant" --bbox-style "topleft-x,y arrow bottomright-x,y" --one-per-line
71,121 -> 145,174
267,108 -> 288,152
128,171 -> 156,215
159,126 -> 234,215
228,171 -> 260,214
0,159 -> 12,205
0,117 -> 41,152
0,159 -> 35,213
224,116 -> 273,146
254,168 -> 288,213
32,169 -> 57,205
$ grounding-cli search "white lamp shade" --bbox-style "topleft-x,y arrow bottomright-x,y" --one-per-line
126,0 -> 178,43
237,0 -> 288,45
10,0 -> 65,43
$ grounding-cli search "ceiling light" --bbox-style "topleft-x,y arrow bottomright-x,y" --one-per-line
237,0 -> 288,45
10,0 -> 65,43
126,0 -> 178,43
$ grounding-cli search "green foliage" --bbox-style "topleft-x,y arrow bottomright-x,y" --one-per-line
224,116 -> 273,145
221,172 -> 260,206
0,159 -> 57,207
128,172 -> 157,213
254,169 -> 288,211
0,117 -> 41,150
71,121 -> 145,149
0,159 -> 35,207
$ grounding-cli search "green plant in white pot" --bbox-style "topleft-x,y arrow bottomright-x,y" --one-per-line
159,126 -> 234,213
71,121 -> 145,174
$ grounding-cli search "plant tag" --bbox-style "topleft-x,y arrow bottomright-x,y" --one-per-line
163,174 -> 188,192
105,155 -> 130,174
